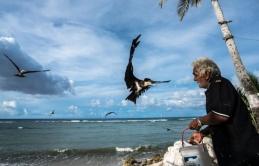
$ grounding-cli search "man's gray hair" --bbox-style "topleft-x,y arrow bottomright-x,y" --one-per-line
192,57 -> 221,77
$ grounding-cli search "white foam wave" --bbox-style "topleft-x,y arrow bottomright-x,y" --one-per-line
116,147 -> 134,152
116,145 -> 150,152
53,149 -> 69,153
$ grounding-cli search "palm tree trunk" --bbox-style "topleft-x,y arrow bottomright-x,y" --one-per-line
211,0 -> 259,133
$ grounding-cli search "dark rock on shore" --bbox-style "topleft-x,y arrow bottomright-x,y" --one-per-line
122,154 -> 163,166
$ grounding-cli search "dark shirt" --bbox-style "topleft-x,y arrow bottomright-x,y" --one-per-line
205,75 -> 259,166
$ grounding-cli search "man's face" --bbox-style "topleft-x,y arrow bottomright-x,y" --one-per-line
192,67 -> 210,89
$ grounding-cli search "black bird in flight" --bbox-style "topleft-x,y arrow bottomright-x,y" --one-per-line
49,110 -> 55,117
124,34 -> 171,104
4,53 -> 50,77
165,128 -> 174,132
105,111 -> 117,117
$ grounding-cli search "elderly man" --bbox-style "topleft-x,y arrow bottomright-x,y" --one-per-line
188,57 -> 259,166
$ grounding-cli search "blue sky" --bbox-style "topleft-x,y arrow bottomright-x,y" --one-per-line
0,0 -> 258,119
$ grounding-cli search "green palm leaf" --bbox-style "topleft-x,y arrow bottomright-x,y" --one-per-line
177,0 -> 201,21
236,72 -> 259,129
248,73 -> 259,93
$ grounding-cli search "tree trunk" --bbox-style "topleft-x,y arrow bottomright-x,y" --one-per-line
211,0 -> 259,133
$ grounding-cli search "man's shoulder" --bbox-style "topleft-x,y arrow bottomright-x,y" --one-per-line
211,75 -> 231,84
212,75 -> 230,83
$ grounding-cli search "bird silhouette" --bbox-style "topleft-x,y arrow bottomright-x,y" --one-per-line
49,110 -> 55,117
105,111 -> 117,117
165,128 -> 174,132
4,53 -> 50,77
124,34 -> 171,104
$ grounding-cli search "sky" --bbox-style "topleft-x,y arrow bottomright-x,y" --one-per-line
0,0 -> 258,119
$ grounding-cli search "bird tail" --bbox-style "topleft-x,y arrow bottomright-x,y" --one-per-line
126,92 -> 137,104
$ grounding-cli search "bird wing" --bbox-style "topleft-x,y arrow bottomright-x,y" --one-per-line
112,112 -> 117,115
105,112 -> 117,117
23,70 -> 50,74
124,34 -> 142,89
124,62 -> 141,89
152,80 -> 171,84
49,112 -> 54,117
4,53 -> 21,72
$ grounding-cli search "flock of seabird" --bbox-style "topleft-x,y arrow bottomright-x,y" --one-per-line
2,34 -> 170,123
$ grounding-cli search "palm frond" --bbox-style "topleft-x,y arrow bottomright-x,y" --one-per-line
159,0 -> 167,9
191,0 -> 201,7
177,0 -> 190,21
235,72 -> 259,129
248,72 -> 259,93
235,86 -> 249,108
177,0 -> 201,21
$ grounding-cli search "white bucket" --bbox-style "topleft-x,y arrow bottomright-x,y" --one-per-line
180,144 -> 212,166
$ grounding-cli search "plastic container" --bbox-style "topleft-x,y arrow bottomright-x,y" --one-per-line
180,128 -> 212,166
180,144 -> 212,166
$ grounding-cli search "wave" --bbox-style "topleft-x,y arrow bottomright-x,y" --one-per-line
0,144 -> 161,158
34,119 -> 170,123
0,120 -> 15,123
1,118 -> 197,124
0,145 -> 163,166
116,145 -> 152,152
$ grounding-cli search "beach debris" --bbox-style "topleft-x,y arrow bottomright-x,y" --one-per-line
105,111 -> 117,117
3,53 -> 50,77
124,34 -> 170,104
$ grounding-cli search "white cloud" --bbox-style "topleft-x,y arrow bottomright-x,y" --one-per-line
67,105 -> 83,116
90,99 -> 101,107
121,100 -> 128,106
23,108 -> 28,115
0,100 -> 17,115
68,105 -> 78,110
105,99 -> 115,107
2,100 -> 16,108
176,76 -> 192,85
0,37 -> 75,96
0,0 -> 258,118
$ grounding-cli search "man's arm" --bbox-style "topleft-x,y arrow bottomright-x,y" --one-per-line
189,112 -> 229,131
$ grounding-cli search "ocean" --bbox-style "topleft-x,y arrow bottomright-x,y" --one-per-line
0,117 -> 196,166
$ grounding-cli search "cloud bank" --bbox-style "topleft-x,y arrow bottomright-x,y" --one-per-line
0,37 -> 75,95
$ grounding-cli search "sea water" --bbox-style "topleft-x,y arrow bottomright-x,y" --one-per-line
0,117 -> 195,166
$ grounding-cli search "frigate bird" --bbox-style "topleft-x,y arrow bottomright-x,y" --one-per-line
124,34 -> 171,104
165,128 -> 174,132
105,111 -> 117,117
4,53 -> 50,77
49,110 -> 55,117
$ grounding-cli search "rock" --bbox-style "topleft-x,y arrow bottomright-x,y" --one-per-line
150,154 -> 162,164
122,156 -> 139,166
141,159 -> 148,165
123,154 -> 163,166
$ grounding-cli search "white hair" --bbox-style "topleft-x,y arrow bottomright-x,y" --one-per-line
192,57 -> 221,77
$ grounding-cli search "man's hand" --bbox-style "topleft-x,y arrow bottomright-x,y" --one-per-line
188,132 -> 203,145
188,118 -> 202,131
